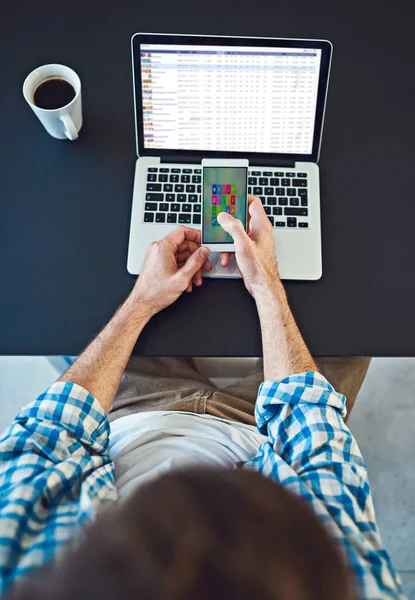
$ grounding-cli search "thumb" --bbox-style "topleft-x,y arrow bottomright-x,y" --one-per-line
217,212 -> 249,251
179,246 -> 210,280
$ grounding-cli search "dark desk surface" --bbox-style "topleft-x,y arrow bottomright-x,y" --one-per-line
1,0 -> 415,357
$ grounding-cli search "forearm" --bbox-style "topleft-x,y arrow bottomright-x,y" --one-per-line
58,290 -> 151,413
255,281 -> 317,381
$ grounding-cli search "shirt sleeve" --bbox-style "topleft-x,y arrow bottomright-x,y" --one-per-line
248,371 -> 404,600
0,381 -> 116,595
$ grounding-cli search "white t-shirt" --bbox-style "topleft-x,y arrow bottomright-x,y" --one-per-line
109,411 -> 267,498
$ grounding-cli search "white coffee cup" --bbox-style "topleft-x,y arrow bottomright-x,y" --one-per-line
23,64 -> 82,140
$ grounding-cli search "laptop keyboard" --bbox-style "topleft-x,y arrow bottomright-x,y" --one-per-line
144,166 -> 309,229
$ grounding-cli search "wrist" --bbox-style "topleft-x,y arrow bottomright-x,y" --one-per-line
252,278 -> 287,309
124,287 -> 155,322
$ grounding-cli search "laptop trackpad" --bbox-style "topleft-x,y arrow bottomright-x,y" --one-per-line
204,253 -> 241,279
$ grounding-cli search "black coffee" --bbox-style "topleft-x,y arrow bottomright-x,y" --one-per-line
33,78 -> 75,110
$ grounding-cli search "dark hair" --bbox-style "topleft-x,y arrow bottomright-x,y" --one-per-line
9,468 -> 354,600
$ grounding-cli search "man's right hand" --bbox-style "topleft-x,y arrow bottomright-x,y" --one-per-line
217,195 -> 281,298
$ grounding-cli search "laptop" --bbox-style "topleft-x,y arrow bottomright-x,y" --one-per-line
127,33 -> 332,280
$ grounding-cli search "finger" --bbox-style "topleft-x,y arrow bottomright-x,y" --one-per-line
203,259 -> 212,272
176,251 -> 191,264
176,240 -> 200,255
217,212 -> 251,255
220,252 -> 232,267
186,282 -> 192,293
177,252 -> 211,274
247,195 -> 270,240
162,226 -> 201,250
192,269 -> 203,286
178,246 -> 210,282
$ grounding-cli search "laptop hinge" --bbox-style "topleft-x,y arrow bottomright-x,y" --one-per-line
160,155 -> 200,164
249,159 -> 296,168
160,155 -> 296,167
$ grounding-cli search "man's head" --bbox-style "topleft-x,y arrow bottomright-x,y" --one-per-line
10,468 -> 354,600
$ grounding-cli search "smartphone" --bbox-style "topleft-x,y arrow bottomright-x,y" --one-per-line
201,158 -> 249,252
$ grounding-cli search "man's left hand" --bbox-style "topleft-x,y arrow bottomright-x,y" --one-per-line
132,226 -> 211,317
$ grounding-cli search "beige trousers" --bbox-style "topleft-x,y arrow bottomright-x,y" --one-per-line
109,357 -> 371,427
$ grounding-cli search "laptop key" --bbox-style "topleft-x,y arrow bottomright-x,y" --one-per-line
194,204 -> 201,213
171,168 -> 181,173
193,214 -> 201,224
167,213 -> 177,223
163,184 -> 173,192
146,193 -> 163,202
177,194 -> 187,202
197,185 -> 201,193
298,189 -> 308,197
248,177 -> 257,185
181,175 -> 191,183
281,179 -> 290,187
287,188 -> 296,196
186,184 -> 195,193
147,183 -> 162,192
301,197 -> 308,207
260,197 -> 266,205
192,175 -> 201,183
264,187 -> 273,195
179,214 -> 191,224
145,202 -> 157,211
144,212 -> 154,222
290,198 -> 299,206
267,197 -> 277,205
194,168 -> 201,174
286,172 -> 296,177
251,171 -> 261,176
248,186 -> 252,194
166,193 -> 175,202
148,167 -> 158,172
170,174 -> 179,182
160,168 -> 170,173
155,213 -> 166,223
147,173 -> 157,182
278,197 -> 288,206
273,207 -> 282,215
268,216 -> 274,226
292,179 -> 307,187
159,203 -> 169,211
189,194 -> 198,203
253,187 -> 262,195
159,174 -> 168,182
298,173 -> 307,178
270,178 -> 279,186
175,184 -> 184,192
276,188 -> 285,196
171,204 -> 180,212
287,217 -> 297,227
259,177 -> 268,186
285,207 -> 308,216
275,221 -> 285,227
263,171 -> 273,176
182,205 -> 192,213
299,222 -> 309,228
264,206 -> 271,215
274,171 -> 284,176
183,168 -> 192,174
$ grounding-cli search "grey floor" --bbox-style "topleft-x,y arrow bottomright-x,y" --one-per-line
0,357 -> 414,598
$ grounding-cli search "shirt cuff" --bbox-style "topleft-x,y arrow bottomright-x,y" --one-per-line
15,381 -> 110,456
255,371 -> 347,435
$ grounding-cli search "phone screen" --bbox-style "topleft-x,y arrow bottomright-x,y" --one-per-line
202,167 -> 248,244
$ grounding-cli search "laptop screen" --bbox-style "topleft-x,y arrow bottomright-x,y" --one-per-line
140,43 -> 322,156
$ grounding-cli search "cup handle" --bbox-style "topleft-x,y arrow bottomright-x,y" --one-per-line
60,114 -> 78,141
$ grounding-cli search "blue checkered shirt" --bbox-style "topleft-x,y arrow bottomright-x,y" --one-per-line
0,373 -> 404,598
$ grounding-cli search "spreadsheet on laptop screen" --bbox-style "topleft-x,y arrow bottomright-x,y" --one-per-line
140,44 -> 322,155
